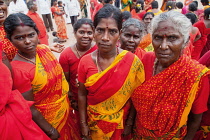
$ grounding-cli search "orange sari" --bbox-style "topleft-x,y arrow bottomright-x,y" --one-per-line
138,33 -> 153,52
51,6 -> 68,40
81,51 -> 145,139
0,26 -> 17,61
132,53 -> 209,139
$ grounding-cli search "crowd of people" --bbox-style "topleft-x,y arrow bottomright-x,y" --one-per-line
1,0 -> 210,140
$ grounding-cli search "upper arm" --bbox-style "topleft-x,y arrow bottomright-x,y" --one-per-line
78,82 -> 88,96
22,88 -> 35,101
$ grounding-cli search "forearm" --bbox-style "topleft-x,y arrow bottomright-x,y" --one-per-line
78,95 -> 87,123
184,113 -> 202,140
125,102 -> 136,126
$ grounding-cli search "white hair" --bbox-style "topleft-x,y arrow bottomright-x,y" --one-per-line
151,11 -> 192,44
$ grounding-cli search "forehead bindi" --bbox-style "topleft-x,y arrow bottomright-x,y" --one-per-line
97,18 -> 118,29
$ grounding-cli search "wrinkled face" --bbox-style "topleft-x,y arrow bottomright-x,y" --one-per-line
152,21 -> 185,67
75,24 -> 94,47
120,25 -> 142,53
0,0 -> 7,25
10,25 -> 38,54
32,3 -> 38,11
143,14 -> 153,27
94,17 -> 119,53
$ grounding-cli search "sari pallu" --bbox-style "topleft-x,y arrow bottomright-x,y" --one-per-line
31,45 -> 70,139
132,55 -> 209,139
85,51 -> 145,139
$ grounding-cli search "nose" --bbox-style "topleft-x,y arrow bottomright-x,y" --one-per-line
128,36 -> 134,42
102,30 -> 109,41
25,37 -> 31,44
160,38 -> 169,50
83,32 -> 88,37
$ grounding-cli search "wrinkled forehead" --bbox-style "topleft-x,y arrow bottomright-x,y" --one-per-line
154,21 -> 177,33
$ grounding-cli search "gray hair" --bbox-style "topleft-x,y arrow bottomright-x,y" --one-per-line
27,1 -> 35,10
151,11 -> 192,44
122,18 -> 146,39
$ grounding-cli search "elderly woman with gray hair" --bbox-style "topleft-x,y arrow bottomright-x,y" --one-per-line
131,11 -> 210,139
120,18 -> 146,59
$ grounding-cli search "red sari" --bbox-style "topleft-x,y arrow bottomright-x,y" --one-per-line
134,47 -> 146,60
51,6 -> 68,40
0,26 -> 17,61
132,52 -> 209,139
90,0 -> 98,20
78,50 -> 145,139
0,45 -> 50,140
193,51 -> 210,140
192,21 -> 210,60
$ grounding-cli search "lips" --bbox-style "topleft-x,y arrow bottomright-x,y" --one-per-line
26,46 -> 35,50
157,53 -> 170,58
0,11 -> 5,18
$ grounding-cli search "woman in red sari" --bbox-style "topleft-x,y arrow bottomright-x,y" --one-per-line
132,11 -> 210,139
0,44 -> 50,140
51,0 -> 68,42
193,50 -> 210,140
78,5 -> 145,140
192,8 -> 210,60
120,18 -> 146,60
131,0 -> 146,20
4,13 -> 71,140
59,18 -> 97,139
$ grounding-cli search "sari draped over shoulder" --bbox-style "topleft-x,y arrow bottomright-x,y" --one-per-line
138,33 -> 153,52
0,26 -> 17,61
85,51 -> 145,139
31,45 -> 71,139
132,54 -> 209,139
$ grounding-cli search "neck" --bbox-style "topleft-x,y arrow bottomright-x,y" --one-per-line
99,48 -> 117,59
18,51 -> 36,59
30,10 -> 36,13
76,43 -> 91,52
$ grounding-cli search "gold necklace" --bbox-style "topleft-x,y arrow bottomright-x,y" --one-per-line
75,44 -> 92,58
17,53 -> 36,65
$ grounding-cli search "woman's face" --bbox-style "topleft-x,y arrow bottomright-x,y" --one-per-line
75,24 -> 94,47
0,0 -> 8,25
143,14 -> 153,27
152,21 -> 185,67
120,25 -> 142,53
10,25 -> 39,54
94,17 -> 120,53
53,1 -> 58,5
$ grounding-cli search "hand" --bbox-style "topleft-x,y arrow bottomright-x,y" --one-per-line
71,100 -> 78,110
121,125 -> 133,137
49,43 -> 65,53
47,127 -> 60,140
80,123 -> 91,139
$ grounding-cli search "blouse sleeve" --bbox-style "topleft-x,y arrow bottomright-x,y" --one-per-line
191,75 -> 209,114
59,49 -> 70,72
78,56 -> 87,83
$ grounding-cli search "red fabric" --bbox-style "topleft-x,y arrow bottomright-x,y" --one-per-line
0,48 -> 50,140
192,21 -> 210,60
138,10 -> 146,20
135,47 -> 146,60
78,51 -> 135,105
27,11 -> 49,45
201,34 -> 210,57
0,26 -> 17,61
92,3 -> 103,21
131,9 -> 141,20
59,45 -> 97,100
132,52 -> 209,138
11,61 -> 35,93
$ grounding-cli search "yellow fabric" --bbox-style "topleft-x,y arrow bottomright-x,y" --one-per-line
121,0 -> 131,12
147,9 -> 163,15
144,43 -> 154,52
201,126 -> 210,138
204,5 -> 210,10
31,48 -> 69,130
86,51 -> 145,139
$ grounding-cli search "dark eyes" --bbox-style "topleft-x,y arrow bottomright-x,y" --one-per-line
78,31 -> 93,35
154,36 -> 178,41
0,1 -> 4,5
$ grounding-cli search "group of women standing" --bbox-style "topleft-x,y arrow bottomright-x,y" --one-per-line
1,0 -> 210,140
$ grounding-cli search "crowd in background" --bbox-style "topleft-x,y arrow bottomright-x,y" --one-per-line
1,0 -> 210,140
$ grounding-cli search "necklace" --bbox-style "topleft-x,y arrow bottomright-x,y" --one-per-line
17,53 -> 36,65
75,44 -> 92,58
96,48 -> 119,72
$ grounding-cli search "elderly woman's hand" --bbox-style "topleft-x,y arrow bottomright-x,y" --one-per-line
47,127 -> 60,140
49,43 -> 65,53
81,122 -> 91,140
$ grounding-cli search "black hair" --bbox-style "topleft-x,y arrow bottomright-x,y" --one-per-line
27,0 -> 34,10
166,1 -> 176,11
142,12 -> 154,20
4,13 -> 39,40
189,2 -> 197,12
201,0 -> 209,5
193,1 -> 198,7
94,4 -> 122,30
73,18 -> 94,33
176,2 -> 183,9
52,31 -> 57,36
104,0 -> 112,4
185,13 -> 198,24
51,0 -> 57,7
122,11 -> 132,21
58,1 -> 62,4
135,0 -> 144,13
204,8 -> 210,19
151,1 -> 158,9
